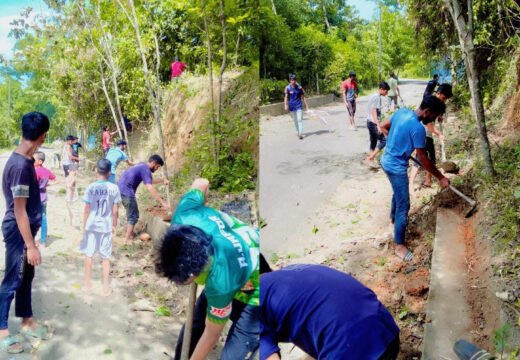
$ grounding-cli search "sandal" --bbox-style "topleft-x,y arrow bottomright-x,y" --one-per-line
20,324 -> 51,341
0,334 -> 24,354
395,249 -> 413,262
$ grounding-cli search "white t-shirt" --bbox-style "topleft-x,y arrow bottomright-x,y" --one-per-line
367,93 -> 382,123
83,180 -> 121,233
62,144 -> 74,166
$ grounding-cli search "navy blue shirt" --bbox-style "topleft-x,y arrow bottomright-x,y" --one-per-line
2,152 -> 42,228
285,83 -> 305,112
260,264 -> 399,360
424,79 -> 438,95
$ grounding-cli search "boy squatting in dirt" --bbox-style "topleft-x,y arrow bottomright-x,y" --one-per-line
156,178 -> 260,360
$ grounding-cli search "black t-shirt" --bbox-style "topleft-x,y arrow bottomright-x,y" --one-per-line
425,79 -> 438,94
2,152 -> 42,228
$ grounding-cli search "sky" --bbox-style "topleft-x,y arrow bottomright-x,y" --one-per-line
0,0 -> 48,58
347,0 -> 378,20
0,0 -> 377,59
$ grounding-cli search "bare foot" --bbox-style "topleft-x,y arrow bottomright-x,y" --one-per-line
102,287 -> 112,297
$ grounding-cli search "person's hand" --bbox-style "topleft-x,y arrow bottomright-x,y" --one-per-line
161,201 -> 170,211
439,177 -> 450,188
377,125 -> 382,134
284,105 -> 288,111
162,179 -> 170,185
112,226 -> 117,236
438,133 -> 445,142
27,246 -> 41,266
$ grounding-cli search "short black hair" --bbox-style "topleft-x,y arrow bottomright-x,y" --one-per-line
379,81 -> 390,91
156,225 -> 213,284
21,112 -> 50,141
117,139 -> 127,146
420,95 -> 446,115
148,154 -> 164,166
66,135 -> 75,142
433,74 -> 439,79
102,126 -> 108,131
437,83 -> 453,99
97,159 -> 112,175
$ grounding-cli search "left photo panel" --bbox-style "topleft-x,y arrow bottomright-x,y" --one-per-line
0,0 -> 259,359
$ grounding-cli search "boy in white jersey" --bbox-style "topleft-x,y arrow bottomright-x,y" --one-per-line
81,159 -> 121,296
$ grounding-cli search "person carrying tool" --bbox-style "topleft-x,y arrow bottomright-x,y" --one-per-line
423,74 -> 439,98
342,71 -> 359,130
156,178 -> 259,360
387,72 -> 400,112
364,81 -> 390,168
117,155 -> 169,243
379,95 -> 450,261
409,84 -> 453,192
284,73 -> 309,139
260,264 -> 400,360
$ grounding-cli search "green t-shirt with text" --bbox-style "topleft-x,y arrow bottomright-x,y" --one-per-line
172,189 -> 260,324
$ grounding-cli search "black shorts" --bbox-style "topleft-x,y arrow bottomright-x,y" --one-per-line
122,196 -> 139,225
414,137 -> 436,167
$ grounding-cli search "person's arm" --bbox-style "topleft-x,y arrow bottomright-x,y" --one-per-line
145,184 -> 169,209
342,85 -> 347,105
125,160 -> 135,167
284,88 -> 289,111
13,198 -> 41,266
189,320 -> 226,360
67,145 -> 79,161
355,83 -> 359,98
152,178 -> 169,185
83,204 -> 90,231
371,107 -> 379,125
190,178 -> 210,199
302,93 -> 309,111
380,118 -> 391,137
416,148 -> 449,187
396,85 -> 400,98
112,204 -> 118,235
266,354 -> 281,360
428,122 -> 444,141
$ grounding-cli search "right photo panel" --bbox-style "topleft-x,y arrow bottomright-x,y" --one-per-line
259,0 -> 520,359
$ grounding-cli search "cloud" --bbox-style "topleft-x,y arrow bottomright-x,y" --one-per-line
0,15 -> 18,57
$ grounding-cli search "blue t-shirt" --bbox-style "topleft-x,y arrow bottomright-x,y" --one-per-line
117,163 -> 153,198
285,83 -> 305,112
105,147 -> 128,174
260,264 -> 399,360
380,108 -> 426,175
2,152 -> 42,228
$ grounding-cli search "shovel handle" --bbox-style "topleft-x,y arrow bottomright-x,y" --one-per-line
448,185 -> 476,206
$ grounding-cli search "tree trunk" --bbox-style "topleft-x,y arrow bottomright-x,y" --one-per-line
119,0 -> 171,203
216,0 -> 227,166
270,0 -> 277,15
202,0 -> 217,166
445,0 -> 495,176
98,61 -> 123,142
321,0 -> 330,32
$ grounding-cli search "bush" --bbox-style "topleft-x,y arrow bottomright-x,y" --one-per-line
260,79 -> 287,105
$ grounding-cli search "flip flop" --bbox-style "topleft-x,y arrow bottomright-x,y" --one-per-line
453,339 -> 494,360
0,335 -> 24,354
20,324 -> 51,341
395,250 -> 413,262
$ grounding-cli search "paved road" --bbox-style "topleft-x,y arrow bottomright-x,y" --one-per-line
259,80 -> 427,256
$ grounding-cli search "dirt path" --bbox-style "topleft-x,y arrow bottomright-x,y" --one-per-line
0,153 -> 204,359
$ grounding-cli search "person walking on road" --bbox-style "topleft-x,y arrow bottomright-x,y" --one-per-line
379,96 -> 450,261
342,71 -> 359,130
0,112 -> 51,354
34,151 -> 56,248
260,264 -> 400,360
284,74 -> 309,140
423,74 -> 439,98
105,140 -> 134,184
81,159 -> 121,296
387,72 -> 400,111
409,84 -> 453,192
157,178 -> 260,360
118,155 -> 169,243
364,81 -> 390,168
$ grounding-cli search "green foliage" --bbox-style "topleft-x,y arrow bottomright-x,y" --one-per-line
183,69 -> 258,192
260,0 -> 430,103
260,79 -> 287,104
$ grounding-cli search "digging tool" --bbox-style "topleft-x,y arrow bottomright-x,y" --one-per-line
180,283 -> 198,360
439,122 -> 447,162
410,156 -> 478,217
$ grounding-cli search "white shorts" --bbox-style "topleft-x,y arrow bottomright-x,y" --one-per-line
80,231 -> 112,259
